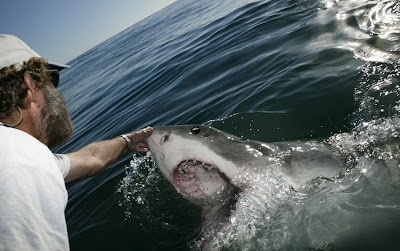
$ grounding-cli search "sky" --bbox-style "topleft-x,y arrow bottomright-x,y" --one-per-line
0,0 -> 177,64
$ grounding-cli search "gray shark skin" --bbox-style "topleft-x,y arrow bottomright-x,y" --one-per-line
147,125 -> 345,249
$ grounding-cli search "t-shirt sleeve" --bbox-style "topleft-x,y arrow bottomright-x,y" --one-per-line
53,154 -> 71,178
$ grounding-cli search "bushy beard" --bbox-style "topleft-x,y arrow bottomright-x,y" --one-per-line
37,85 -> 73,149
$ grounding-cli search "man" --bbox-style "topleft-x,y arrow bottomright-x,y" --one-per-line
0,34 -> 153,250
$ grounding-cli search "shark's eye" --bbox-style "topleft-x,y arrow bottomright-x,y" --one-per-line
191,127 -> 200,134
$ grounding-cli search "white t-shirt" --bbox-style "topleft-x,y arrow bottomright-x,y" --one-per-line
0,124 -> 71,250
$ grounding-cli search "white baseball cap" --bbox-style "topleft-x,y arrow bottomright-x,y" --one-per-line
0,34 -> 70,70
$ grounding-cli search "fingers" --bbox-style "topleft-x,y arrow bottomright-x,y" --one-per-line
126,126 -> 153,152
142,126 -> 153,137
135,142 -> 149,153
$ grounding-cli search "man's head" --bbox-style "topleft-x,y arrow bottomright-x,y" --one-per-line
0,34 -> 73,148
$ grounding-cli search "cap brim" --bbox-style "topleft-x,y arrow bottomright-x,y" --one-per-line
48,60 -> 70,71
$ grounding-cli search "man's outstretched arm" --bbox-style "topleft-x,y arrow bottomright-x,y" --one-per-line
64,127 -> 153,183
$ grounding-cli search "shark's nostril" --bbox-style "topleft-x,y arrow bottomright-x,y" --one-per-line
162,134 -> 169,143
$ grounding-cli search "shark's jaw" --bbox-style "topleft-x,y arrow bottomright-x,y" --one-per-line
173,158 -> 231,202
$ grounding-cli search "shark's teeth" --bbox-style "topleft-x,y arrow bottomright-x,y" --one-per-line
176,159 -> 216,177
173,158 -> 230,201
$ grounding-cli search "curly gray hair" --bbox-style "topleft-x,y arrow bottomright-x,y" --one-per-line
0,57 -> 51,119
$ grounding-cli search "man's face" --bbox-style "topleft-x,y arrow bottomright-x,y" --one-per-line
36,84 -> 73,149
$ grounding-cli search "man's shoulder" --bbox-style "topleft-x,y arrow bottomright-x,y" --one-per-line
0,126 -> 52,156
0,126 -> 60,175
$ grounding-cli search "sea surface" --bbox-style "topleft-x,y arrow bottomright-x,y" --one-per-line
54,0 -> 400,250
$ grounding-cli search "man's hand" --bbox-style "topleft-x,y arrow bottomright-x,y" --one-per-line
65,126 -> 153,183
125,126 -> 153,152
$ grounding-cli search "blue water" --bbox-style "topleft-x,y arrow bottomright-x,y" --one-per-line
55,0 -> 400,250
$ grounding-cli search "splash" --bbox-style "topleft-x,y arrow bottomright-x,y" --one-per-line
116,152 -> 161,219
116,151 -> 203,245
354,63 -> 400,122
193,157 -> 295,250
328,117 -> 400,161
327,62 -> 400,175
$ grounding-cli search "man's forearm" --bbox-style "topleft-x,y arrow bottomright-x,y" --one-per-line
64,127 -> 153,183
64,136 -> 128,183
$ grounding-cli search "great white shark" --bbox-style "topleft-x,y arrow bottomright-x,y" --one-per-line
148,125 -> 343,199
147,125 -> 345,249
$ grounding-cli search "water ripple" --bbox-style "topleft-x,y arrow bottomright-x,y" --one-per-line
319,0 -> 400,63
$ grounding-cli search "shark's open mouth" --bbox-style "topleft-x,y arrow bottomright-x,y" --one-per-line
173,159 -> 230,200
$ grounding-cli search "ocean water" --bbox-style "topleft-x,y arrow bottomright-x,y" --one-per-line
54,0 -> 400,250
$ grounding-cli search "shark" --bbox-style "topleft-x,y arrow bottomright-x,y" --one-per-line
147,125 -> 344,249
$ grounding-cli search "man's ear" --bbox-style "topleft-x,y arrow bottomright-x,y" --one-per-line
23,72 -> 41,108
